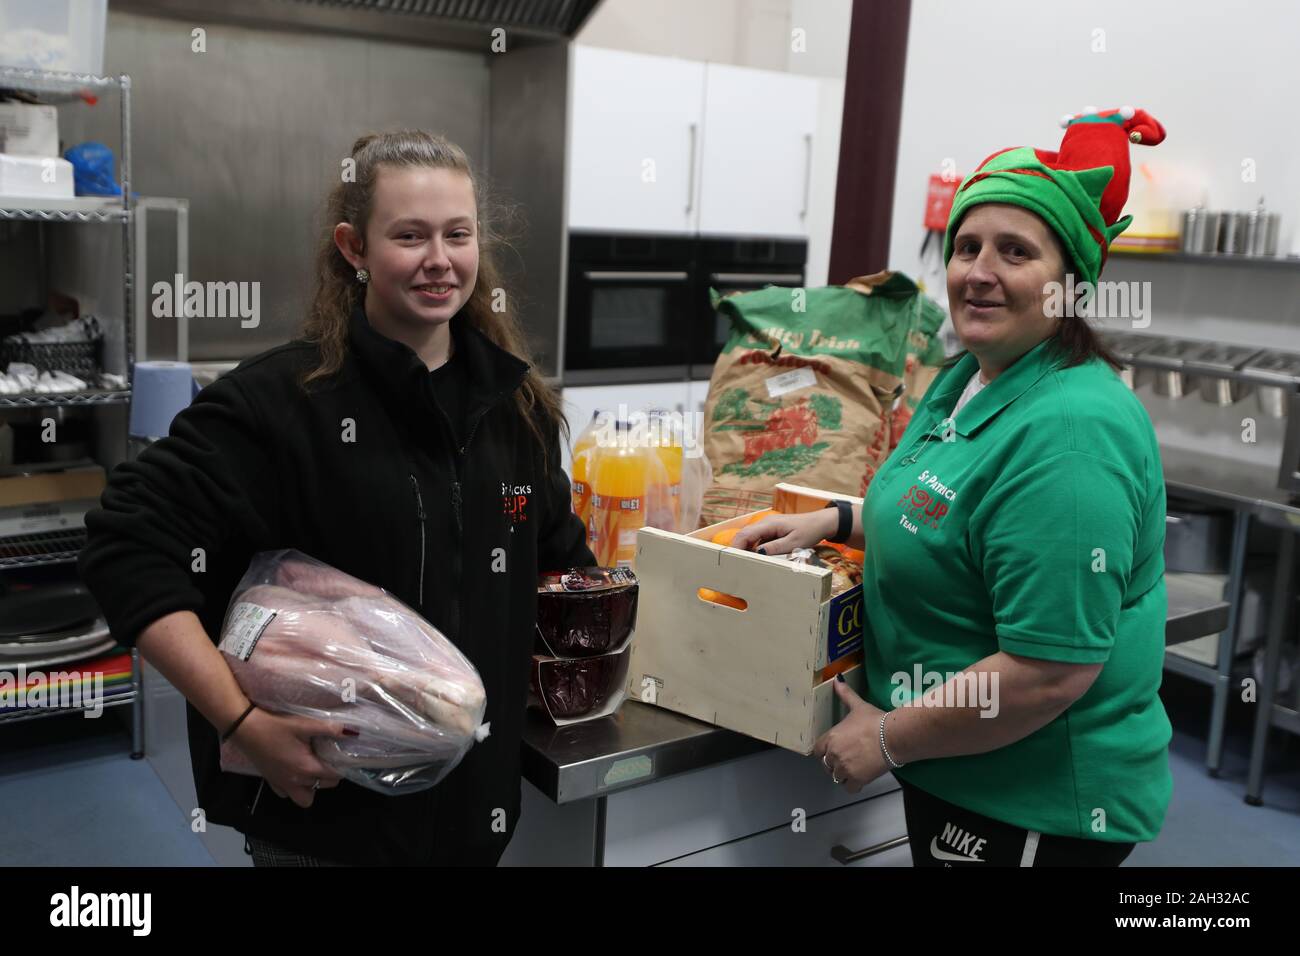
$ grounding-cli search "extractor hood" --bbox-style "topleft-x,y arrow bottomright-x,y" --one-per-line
113,0 -> 604,49
287,0 -> 601,38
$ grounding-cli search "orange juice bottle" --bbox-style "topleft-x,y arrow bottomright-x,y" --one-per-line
590,423 -> 668,568
570,411 -> 605,535
648,410 -> 684,531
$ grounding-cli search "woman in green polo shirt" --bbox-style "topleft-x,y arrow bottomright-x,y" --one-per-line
734,106 -> 1172,867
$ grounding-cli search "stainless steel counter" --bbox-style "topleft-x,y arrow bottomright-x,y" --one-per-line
522,701 -> 768,805
1155,446 -> 1300,804
522,574 -> 1231,804
1161,444 -> 1300,529
1166,572 -> 1230,646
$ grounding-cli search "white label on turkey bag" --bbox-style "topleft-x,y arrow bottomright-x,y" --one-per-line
220,603 -> 278,661
765,367 -> 817,398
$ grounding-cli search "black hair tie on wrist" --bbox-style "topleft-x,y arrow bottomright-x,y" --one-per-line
221,702 -> 257,744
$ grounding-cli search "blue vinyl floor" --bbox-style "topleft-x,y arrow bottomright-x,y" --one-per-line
1,668 -> 1296,866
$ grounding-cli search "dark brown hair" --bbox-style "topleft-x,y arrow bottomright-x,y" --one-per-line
1046,237 -> 1123,372
300,129 -> 568,463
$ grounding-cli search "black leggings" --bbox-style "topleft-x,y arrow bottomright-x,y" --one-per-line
899,778 -> 1135,867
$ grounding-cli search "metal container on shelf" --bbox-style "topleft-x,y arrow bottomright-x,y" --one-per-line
1182,343 -> 1262,406
1139,337 -> 1195,397
1220,211 -> 1250,254
1180,207 -> 1206,254
1239,350 -> 1300,419
1237,198 -> 1281,258
1165,504 -> 1233,574
1180,208 -> 1226,255
1102,331 -> 1158,390
1197,210 -> 1224,254
1198,376 -> 1248,406
1250,212 -> 1281,257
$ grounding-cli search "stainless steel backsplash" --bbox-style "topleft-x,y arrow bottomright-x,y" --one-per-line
58,8 -> 502,363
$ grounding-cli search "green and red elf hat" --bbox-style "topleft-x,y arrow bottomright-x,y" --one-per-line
942,106 -> 1167,288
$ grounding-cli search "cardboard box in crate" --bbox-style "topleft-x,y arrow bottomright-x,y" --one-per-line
631,483 -> 865,754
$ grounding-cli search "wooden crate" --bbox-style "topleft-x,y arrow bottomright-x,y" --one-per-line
630,483 -> 865,754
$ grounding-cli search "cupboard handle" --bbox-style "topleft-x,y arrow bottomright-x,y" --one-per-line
830,833 -> 909,864
800,132 -> 813,219
582,271 -> 690,282
710,272 -> 804,285
686,122 -> 698,216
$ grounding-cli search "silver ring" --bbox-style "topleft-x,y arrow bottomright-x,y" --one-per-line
822,754 -> 832,770
312,778 -> 320,791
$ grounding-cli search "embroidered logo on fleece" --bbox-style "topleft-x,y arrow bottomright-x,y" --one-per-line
502,482 -> 532,525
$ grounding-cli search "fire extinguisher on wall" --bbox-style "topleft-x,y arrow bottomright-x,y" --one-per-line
924,172 -> 960,233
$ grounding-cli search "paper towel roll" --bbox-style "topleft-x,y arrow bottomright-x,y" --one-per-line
129,361 -> 199,439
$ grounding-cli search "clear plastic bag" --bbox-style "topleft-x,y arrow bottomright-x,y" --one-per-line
678,449 -> 713,533
217,549 -> 488,795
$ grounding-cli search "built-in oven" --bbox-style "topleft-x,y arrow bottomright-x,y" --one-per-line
564,232 -> 697,380
690,236 -> 807,378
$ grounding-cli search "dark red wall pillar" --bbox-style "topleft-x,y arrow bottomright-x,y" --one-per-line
827,0 -> 912,284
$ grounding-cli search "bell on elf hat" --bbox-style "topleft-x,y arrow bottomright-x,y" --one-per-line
943,105 -> 1167,289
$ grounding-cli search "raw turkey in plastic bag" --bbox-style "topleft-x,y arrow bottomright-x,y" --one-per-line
217,550 -> 488,794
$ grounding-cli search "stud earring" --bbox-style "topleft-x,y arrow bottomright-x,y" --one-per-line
356,268 -> 370,284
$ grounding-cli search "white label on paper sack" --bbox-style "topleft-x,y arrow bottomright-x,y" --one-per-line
220,603 -> 277,661
765,367 -> 817,398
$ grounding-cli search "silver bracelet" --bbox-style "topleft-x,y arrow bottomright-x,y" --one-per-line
879,712 -> 905,770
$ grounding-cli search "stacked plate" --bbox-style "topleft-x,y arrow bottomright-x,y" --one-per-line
0,583 -> 115,668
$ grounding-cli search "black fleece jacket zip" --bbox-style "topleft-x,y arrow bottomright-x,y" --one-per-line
77,304 -> 593,866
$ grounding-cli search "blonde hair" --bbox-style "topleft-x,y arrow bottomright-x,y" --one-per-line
300,129 -> 567,464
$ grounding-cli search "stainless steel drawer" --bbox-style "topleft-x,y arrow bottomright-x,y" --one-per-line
602,747 -> 902,866
661,787 -> 908,867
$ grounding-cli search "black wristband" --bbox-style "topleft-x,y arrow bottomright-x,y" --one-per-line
824,499 -> 853,544
220,702 -> 257,744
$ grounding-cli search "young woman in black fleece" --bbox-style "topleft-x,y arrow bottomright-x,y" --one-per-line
77,130 -> 594,866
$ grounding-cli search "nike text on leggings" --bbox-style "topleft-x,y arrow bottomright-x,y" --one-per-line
897,777 -> 1135,867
